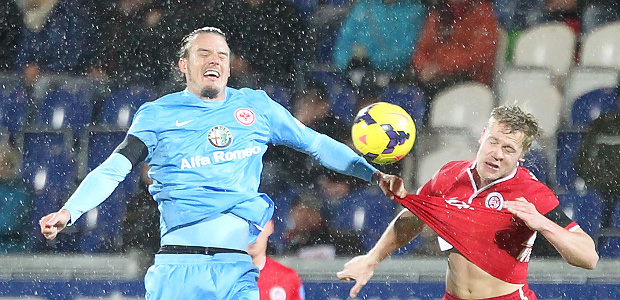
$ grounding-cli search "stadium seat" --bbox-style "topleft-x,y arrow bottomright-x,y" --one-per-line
557,187 -> 604,235
555,129 -> 585,190
309,71 -> 358,124
513,23 -> 576,78
379,84 -> 428,129
416,129 -> 477,187
597,235 -> 620,258
493,28 -> 509,85
19,130 -> 79,252
580,21 -> 620,70
521,146 -> 549,185
262,84 -> 293,111
430,82 -> 494,139
0,73 -> 28,135
32,75 -> 96,133
98,85 -> 155,128
563,67 -> 619,124
78,129 -> 140,253
499,84 -> 563,141
329,186 -> 396,252
496,67 -> 553,102
570,87 -> 619,127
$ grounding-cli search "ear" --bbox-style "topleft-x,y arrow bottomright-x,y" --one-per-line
178,58 -> 187,74
478,128 -> 487,144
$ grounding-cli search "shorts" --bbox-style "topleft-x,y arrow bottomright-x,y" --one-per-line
442,285 -> 538,300
144,253 -> 259,300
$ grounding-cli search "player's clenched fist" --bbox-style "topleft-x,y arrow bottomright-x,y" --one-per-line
39,209 -> 71,240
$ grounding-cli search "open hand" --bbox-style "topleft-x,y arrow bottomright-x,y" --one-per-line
336,254 -> 377,298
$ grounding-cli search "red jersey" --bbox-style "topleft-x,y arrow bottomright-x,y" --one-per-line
398,160 -> 579,284
258,257 -> 305,300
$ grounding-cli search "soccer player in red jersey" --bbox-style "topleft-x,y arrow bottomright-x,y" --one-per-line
249,220 -> 305,300
338,105 -> 599,300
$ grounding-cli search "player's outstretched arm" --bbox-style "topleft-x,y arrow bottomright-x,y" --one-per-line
39,209 -> 71,240
504,197 -> 598,269
372,171 -> 408,200
337,209 -> 424,298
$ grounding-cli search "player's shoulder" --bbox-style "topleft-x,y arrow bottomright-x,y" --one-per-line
515,166 -> 552,192
228,87 -> 272,103
136,90 -> 183,112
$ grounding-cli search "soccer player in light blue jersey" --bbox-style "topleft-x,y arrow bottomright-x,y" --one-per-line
39,27 -> 408,300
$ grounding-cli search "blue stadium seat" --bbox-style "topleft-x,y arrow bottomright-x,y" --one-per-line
309,71 -> 358,124
557,188 -> 604,235
262,84 -> 293,111
380,84 -> 428,130
555,130 -> 585,190
79,130 -> 140,253
20,130 -> 78,252
571,87 -> 619,127
34,76 -> 96,133
290,0 -> 319,18
597,235 -> 620,258
329,186 -> 397,252
0,73 -> 28,136
267,188 -> 299,255
98,85 -> 155,128
521,147 -> 549,184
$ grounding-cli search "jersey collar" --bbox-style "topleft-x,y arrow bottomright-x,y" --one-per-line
466,160 -> 518,195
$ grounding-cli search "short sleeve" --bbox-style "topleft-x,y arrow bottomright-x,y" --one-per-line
127,103 -> 158,160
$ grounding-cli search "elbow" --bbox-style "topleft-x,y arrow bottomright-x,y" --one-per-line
570,253 -> 599,270
585,253 -> 599,270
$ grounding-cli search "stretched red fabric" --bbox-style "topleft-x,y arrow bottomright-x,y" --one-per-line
395,194 -> 534,284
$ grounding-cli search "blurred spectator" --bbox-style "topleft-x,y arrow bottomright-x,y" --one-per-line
249,220 -> 306,300
0,139 -> 32,253
581,0 -> 620,33
89,0 -> 167,87
283,191 -> 336,258
576,104 -> 620,230
333,0 -> 427,81
15,0 -> 98,86
412,0 -> 499,97
268,79 -> 349,189
0,1 -> 22,71
224,0 -> 307,88
493,0 -> 545,32
544,0 -> 581,34
122,162 -> 159,274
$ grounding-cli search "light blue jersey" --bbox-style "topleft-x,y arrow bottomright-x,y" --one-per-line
63,87 -> 377,244
127,87 -> 377,242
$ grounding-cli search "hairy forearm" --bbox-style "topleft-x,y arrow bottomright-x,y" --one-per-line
540,222 -> 598,269
367,209 -> 425,263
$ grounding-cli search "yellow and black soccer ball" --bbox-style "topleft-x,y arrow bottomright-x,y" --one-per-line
351,102 -> 416,164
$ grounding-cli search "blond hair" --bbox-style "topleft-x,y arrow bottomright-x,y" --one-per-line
488,106 -> 542,153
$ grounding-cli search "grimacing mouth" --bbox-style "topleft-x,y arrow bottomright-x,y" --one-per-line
204,70 -> 220,78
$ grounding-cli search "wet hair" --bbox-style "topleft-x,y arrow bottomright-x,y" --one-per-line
177,27 -> 227,60
488,105 -> 542,153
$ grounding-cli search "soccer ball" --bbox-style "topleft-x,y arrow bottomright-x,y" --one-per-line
351,102 -> 416,164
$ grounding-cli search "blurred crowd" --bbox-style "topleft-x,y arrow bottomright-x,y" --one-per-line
0,0 -> 619,260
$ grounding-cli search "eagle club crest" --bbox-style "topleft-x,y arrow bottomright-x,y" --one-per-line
207,125 -> 233,148
235,108 -> 255,126
485,192 -> 504,210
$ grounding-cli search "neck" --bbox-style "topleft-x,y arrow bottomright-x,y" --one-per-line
252,254 -> 267,270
